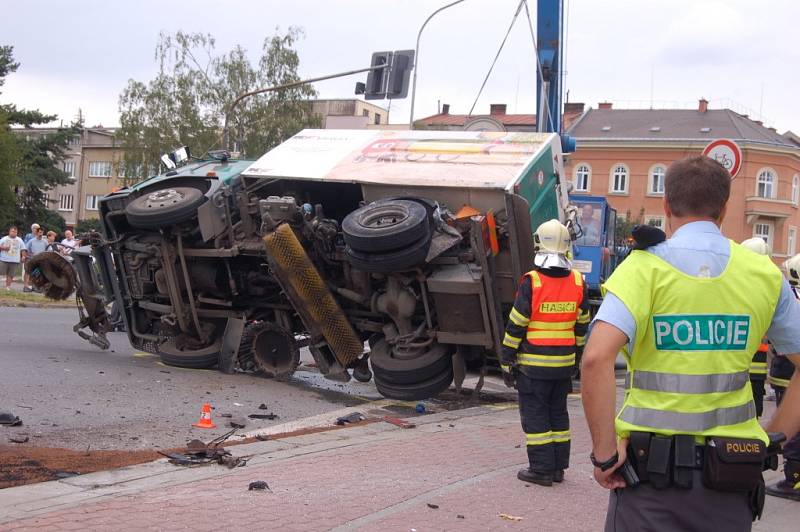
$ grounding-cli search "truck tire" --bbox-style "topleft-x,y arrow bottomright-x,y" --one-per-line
374,365 -> 454,400
158,337 -> 220,369
342,199 -> 430,253
125,187 -> 206,228
370,339 -> 453,385
345,234 -> 430,273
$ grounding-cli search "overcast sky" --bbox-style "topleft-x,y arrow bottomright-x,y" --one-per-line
2,0 -> 798,133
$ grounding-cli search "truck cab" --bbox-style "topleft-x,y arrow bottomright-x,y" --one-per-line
568,195 -> 618,309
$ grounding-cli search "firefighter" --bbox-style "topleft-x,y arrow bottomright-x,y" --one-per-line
765,253 -> 800,501
500,219 -> 590,487
581,156 -> 800,531
740,237 -> 771,417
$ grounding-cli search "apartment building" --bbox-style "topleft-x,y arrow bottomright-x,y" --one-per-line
565,100 -> 800,262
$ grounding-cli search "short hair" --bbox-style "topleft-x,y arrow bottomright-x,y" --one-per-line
31,223 -> 40,230
9,226 -> 17,231
47,230 -> 56,238
665,156 -> 730,219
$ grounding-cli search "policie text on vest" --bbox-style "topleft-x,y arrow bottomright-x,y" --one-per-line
653,315 -> 750,351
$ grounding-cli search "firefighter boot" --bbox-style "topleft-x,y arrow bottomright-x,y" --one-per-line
517,468 -> 553,487
766,460 -> 800,501
553,469 -> 565,483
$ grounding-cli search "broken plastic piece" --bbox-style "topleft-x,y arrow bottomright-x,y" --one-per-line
336,412 -> 366,425
248,480 -> 271,491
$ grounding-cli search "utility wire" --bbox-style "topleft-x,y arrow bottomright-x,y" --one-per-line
468,0 -> 525,116
522,0 -> 556,133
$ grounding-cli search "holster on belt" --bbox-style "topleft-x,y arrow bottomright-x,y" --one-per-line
628,431 -> 651,483
673,434 -> 696,489
646,434 -> 673,490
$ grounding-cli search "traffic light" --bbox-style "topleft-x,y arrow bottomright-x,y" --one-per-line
363,50 -> 416,100
386,49 -> 414,99
365,51 -> 392,100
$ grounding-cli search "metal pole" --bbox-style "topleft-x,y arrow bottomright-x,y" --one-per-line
408,0 -> 466,128
222,65 -> 386,151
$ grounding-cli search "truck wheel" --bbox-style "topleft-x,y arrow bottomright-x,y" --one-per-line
374,365 -> 454,400
125,187 -> 206,228
370,339 -> 453,385
342,199 -> 430,253
158,337 -> 220,369
238,321 -> 299,378
345,234 -> 430,273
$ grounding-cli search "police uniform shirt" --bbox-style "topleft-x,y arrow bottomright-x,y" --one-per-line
595,221 -> 800,356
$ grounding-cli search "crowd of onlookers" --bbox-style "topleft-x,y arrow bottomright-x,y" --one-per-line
0,223 -> 79,291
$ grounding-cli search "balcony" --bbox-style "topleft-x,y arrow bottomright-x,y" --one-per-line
744,196 -> 795,224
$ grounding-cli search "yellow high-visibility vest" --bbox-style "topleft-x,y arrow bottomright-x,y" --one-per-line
604,241 -> 781,444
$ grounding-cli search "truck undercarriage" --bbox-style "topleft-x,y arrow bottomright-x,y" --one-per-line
33,130 -> 571,400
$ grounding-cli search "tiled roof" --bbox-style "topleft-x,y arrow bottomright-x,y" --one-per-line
414,110 -> 583,129
567,108 -> 793,147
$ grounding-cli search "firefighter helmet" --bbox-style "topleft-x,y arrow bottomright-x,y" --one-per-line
533,219 -> 572,269
740,237 -> 770,256
784,253 -> 800,287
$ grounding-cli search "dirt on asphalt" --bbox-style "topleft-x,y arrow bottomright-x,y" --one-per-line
0,444 -> 161,489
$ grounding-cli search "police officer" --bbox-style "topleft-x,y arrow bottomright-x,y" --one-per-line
740,237 -> 771,418
765,253 -> 800,501
581,156 -> 800,531
501,219 -> 590,486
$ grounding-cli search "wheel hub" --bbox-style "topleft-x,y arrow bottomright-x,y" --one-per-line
145,189 -> 183,208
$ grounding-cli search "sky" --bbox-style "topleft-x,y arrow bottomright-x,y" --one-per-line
2,0 -> 799,133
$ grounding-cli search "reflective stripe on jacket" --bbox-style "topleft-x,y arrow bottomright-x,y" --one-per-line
749,338 -> 769,378
501,267 -> 589,379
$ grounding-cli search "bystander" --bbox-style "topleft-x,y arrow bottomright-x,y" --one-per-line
0,226 -> 26,290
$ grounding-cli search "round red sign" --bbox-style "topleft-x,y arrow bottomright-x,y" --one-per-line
702,139 -> 742,178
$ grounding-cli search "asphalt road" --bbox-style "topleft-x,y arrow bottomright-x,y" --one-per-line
0,307 -> 383,452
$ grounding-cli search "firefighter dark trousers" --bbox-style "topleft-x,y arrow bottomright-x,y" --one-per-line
517,375 -> 571,473
775,385 -> 800,462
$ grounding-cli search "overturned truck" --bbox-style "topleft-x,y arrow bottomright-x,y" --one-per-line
41,130 -> 575,400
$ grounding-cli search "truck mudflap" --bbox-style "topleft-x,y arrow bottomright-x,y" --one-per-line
262,223 -> 363,380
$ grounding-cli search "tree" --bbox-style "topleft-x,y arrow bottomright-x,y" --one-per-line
75,218 -> 102,234
614,207 -> 645,245
117,28 -> 321,185
0,46 -> 78,232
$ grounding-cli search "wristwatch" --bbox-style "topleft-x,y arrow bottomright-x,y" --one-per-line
590,451 -> 619,471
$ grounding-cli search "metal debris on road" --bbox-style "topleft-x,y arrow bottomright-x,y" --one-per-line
248,480 -> 271,491
0,411 -> 22,426
161,429 -> 245,468
382,416 -> 416,429
9,435 -> 29,443
258,403 -> 269,410
228,419 -> 247,429
248,413 -> 279,420
426,503 -> 439,509
457,515 -> 465,519
499,513 -> 523,522
335,412 -> 365,425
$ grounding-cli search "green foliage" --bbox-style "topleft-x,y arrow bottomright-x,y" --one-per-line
75,218 -> 102,234
614,207 -> 645,244
118,28 -> 320,185
0,45 -> 78,232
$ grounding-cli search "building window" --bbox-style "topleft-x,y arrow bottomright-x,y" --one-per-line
649,165 -> 666,195
59,194 -> 74,211
374,113 -> 381,125
793,175 -> 799,205
362,109 -> 370,118
609,164 -> 629,194
573,163 -> 591,192
63,161 -> 76,178
88,161 -> 113,178
754,222 -> 772,248
756,168 -> 776,199
68,136 -> 80,146
85,195 -> 100,211
645,216 -> 665,230
789,226 -> 797,256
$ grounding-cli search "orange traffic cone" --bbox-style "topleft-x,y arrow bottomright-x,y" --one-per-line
192,403 -> 216,429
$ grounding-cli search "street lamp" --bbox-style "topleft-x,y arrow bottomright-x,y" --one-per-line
408,0 -> 467,128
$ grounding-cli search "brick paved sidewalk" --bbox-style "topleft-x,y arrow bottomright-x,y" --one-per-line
0,395 -> 793,531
